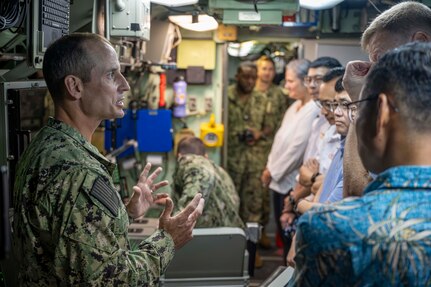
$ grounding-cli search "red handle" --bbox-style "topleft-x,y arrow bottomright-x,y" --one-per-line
159,73 -> 166,108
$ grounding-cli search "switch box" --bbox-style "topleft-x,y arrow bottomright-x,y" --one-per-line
205,97 -> 213,113
110,0 -> 150,40
188,97 -> 197,113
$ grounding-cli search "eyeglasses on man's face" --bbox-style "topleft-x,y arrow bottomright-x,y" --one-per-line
304,75 -> 324,87
352,93 -> 380,109
317,93 -> 384,112
356,93 -> 399,118
314,99 -> 358,112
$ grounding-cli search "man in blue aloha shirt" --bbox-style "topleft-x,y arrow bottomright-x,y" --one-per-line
289,42 -> 431,286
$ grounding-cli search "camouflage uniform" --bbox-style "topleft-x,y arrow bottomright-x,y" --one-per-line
172,154 -> 245,229
257,84 -> 289,226
262,84 -> 289,135
227,85 -> 274,223
12,118 -> 175,286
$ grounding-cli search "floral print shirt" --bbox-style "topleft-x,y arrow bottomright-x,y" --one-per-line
289,166 -> 431,286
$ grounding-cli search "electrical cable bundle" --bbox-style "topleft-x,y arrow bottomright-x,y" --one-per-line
0,0 -> 26,32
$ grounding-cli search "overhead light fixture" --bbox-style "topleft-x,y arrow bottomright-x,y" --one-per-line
299,0 -> 344,10
168,14 -> 219,32
227,41 -> 258,57
151,0 -> 198,7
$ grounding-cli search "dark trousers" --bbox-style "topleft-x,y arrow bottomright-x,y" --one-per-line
272,190 -> 292,266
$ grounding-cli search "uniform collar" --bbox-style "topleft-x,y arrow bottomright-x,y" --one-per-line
228,85 -> 241,103
47,117 -> 116,175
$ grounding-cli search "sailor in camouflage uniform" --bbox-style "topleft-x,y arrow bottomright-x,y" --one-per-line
256,55 -> 289,134
227,61 -> 275,224
172,137 -> 245,229
12,33 -> 204,286
255,55 -> 290,246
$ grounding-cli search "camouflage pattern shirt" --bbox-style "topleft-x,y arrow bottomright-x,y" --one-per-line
12,118 -> 175,286
172,154 -> 245,229
260,84 -> 288,139
227,85 -> 274,174
256,84 -> 290,160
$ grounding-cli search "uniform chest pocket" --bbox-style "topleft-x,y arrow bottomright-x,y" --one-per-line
63,176 -> 128,253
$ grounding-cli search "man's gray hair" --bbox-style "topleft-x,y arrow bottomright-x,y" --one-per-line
361,1 -> 431,52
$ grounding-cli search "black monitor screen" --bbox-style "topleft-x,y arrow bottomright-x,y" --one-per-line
28,0 -> 70,69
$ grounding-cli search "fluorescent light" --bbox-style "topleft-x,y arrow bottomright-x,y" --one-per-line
227,41 -> 256,57
300,0 -> 343,10
151,0 -> 198,7
168,14 -> 219,32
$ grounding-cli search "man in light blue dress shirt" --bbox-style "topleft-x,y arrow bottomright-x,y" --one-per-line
317,79 -> 355,203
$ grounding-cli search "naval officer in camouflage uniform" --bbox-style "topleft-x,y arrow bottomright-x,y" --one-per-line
227,61 -> 274,224
255,55 -> 290,246
172,137 -> 245,228
255,55 -> 289,133
12,33 -> 204,286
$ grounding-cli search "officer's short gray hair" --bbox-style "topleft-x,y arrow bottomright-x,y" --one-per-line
361,2 -> 431,53
43,33 -> 112,101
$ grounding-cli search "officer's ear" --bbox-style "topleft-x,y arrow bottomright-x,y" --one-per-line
411,31 -> 431,42
64,75 -> 84,100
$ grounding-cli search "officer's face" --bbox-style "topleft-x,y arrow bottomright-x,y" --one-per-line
257,61 -> 275,84
81,42 -> 130,121
236,67 -> 257,94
